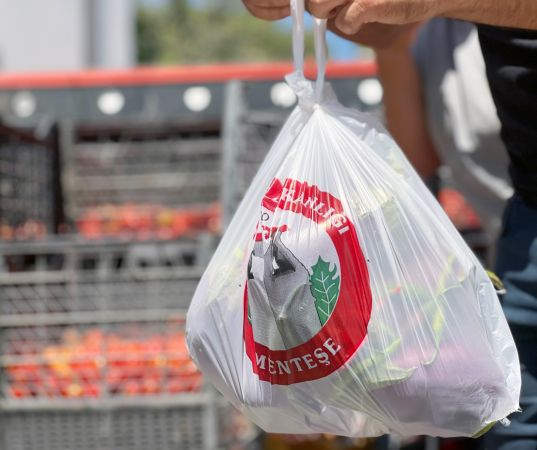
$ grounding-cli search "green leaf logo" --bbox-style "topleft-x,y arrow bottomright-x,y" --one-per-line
310,257 -> 340,326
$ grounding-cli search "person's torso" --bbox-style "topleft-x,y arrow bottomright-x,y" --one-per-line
478,25 -> 537,206
413,18 -> 513,225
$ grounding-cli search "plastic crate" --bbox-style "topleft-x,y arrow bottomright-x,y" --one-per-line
0,398 -> 223,450
0,237 -> 215,400
60,122 -> 222,230
0,236 -> 237,449
221,82 -> 284,226
0,125 -> 60,240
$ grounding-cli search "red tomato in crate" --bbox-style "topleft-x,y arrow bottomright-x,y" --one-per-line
0,224 -> 15,240
165,333 -> 189,355
64,383 -> 84,398
9,383 -> 31,398
82,381 -> 101,397
156,210 -> 174,229
166,373 -> 202,394
104,218 -> 122,236
167,377 -> 187,394
73,359 -> 102,382
43,374 -> 62,398
168,358 -> 198,376
184,374 -> 203,392
141,376 -> 161,395
77,210 -> 103,239
144,336 -> 165,354
122,379 -> 143,396
7,327 -> 203,400
76,202 -> 221,239
121,204 -> 141,231
105,367 -> 124,394
171,213 -> 189,237
150,354 -> 167,369
7,361 -> 41,383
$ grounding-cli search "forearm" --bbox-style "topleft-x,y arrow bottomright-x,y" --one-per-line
375,46 -> 440,178
320,0 -> 537,36
440,0 -> 537,30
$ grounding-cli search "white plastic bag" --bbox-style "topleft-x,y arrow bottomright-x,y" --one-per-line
186,1 -> 521,438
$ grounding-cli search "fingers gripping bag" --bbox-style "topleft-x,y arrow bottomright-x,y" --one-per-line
186,0 -> 521,438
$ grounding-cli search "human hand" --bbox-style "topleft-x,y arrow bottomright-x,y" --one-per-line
241,0 -> 424,50
242,0 -> 291,20
307,0 -> 446,34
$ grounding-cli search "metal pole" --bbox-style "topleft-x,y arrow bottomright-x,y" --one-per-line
202,388 -> 218,450
221,81 -> 245,228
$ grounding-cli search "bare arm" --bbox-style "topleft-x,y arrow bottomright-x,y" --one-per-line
326,20 -> 441,179
442,0 -> 537,29
308,0 -> 537,35
242,0 -> 537,34
375,41 -> 440,179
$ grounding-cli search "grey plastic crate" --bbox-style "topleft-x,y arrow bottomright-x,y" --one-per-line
0,236 -> 245,450
0,238 -> 207,317
60,122 -> 222,224
221,82 -> 285,226
0,396 -> 223,450
0,237 -> 213,400
220,75 -> 385,226
0,125 -> 60,239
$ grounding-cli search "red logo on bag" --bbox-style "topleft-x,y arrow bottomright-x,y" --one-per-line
243,178 -> 372,385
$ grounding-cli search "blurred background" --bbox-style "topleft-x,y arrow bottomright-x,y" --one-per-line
0,1 -> 485,449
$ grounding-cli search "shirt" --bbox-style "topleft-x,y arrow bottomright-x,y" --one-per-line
413,19 -> 512,230
478,25 -> 537,205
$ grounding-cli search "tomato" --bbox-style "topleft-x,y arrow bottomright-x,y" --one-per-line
9,327 -> 203,399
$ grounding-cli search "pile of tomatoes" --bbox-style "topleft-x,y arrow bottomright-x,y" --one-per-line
0,220 -> 49,241
6,328 -> 202,399
76,203 -> 221,240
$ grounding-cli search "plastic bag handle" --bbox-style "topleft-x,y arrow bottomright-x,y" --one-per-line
291,0 -> 328,103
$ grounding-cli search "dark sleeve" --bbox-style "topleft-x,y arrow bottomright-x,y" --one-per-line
478,25 -> 537,204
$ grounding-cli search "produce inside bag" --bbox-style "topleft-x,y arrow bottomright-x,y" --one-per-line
186,0 -> 521,438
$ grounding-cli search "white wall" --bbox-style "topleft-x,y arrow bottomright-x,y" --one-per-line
0,0 -> 135,72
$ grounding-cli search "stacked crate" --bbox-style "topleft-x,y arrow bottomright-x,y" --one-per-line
0,237 -> 243,450
60,122 -> 221,239
0,119 -> 239,450
220,78 -> 384,223
0,65 -> 384,450
221,82 -> 284,225
0,125 -> 60,240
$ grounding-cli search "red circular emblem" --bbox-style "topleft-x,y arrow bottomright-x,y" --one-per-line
243,178 -> 372,385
